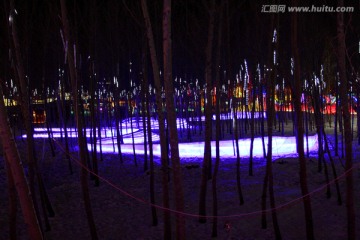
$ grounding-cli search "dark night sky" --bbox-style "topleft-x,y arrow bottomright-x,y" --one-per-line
1,0 -> 359,92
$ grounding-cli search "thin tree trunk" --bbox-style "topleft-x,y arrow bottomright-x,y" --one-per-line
8,0 -> 43,232
292,1 -> 314,238
317,97 -> 332,196
233,105 -> 244,206
323,130 -> 342,205
0,84 -> 43,239
261,13 -> 281,238
334,78 -> 339,156
141,74 -> 148,172
114,80 -> 123,163
258,78 -> 267,159
40,77 -> 54,231
59,1 -> 98,239
261,164 -> 269,229
199,0 -> 216,223
336,1 -> 355,238
312,88 -> 324,173
163,0 -> 186,238
141,48 -> 149,172
59,72 -> 72,174
265,76 -> 281,238
265,30 -> 281,239
143,57 -> 158,226
96,93 -> 103,162
128,94 -> 137,166
5,152 -> 17,240
249,76 -> 257,176
305,92 -> 310,158
141,0 -> 171,237
211,5 -> 223,236
90,70 -> 99,186
44,102 -> 55,157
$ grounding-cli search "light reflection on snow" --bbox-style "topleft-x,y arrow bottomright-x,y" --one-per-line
27,116 -> 317,161
90,135 -> 318,160
31,127 -> 145,144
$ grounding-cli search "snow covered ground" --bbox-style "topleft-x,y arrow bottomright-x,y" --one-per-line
2,117 -> 360,239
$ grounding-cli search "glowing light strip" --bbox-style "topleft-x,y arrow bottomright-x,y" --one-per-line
87,135 -> 318,161
29,126 -> 317,160
120,117 -> 189,130
31,127 -> 138,138
28,117 -> 318,162
29,127 -> 160,144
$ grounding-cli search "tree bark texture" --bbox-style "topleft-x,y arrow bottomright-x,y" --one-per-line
199,0 -> 216,223
291,1 -> 315,238
141,0 -> 172,238
336,0 -> 355,238
0,84 -> 43,239
163,0 -> 186,238
59,1 -> 98,239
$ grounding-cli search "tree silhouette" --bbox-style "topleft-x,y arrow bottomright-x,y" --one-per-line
336,0 -> 355,238
291,0 -> 314,238
59,0 -> 98,238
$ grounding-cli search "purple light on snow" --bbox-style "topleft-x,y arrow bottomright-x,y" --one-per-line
27,117 -> 318,162
28,127 -> 139,140
88,135 -> 318,160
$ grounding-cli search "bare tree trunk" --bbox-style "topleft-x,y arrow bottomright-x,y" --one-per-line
334,79 -> 339,156
260,83 -> 267,159
265,45 -> 281,240
114,82 -> 123,163
5,153 -> 17,240
199,0 -> 215,223
212,5 -> 223,236
211,64 -> 221,237
234,105 -> 244,206
96,91 -> 103,162
90,69 -> 99,186
261,14 -> 281,238
312,88 -> 325,172
163,0 -> 186,238
141,0 -> 171,238
128,93 -> 137,166
43,90 -> 55,157
261,162 -> 269,229
8,0 -> 43,231
312,89 -> 337,199
60,1 -> 98,239
142,89 -> 148,170
336,1 -> 355,238
249,76 -> 257,176
143,56 -> 158,226
59,72 -> 73,173
291,1 -> 314,238
323,130 -> 342,205
0,84 -> 43,239
141,59 -> 148,171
